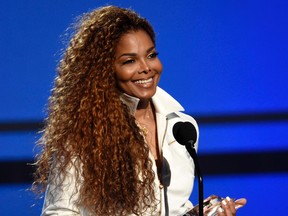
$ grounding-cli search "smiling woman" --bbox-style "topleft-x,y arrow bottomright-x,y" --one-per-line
114,30 -> 162,100
114,30 -> 163,162
32,5 -> 245,216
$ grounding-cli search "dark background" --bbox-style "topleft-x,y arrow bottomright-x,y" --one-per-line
1,0 -> 287,215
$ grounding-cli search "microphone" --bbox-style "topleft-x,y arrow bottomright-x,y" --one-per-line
173,122 -> 204,216
173,121 -> 197,147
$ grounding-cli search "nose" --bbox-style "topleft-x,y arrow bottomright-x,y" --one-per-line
138,60 -> 151,73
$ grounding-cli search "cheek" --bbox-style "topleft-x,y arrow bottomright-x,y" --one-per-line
115,67 -> 136,82
155,60 -> 163,75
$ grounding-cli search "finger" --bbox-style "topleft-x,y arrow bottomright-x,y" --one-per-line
235,198 -> 247,210
221,199 -> 234,216
226,196 -> 236,214
217,206 -> 225,216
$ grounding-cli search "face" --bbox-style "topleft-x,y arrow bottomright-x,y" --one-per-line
114,30 -> 163,101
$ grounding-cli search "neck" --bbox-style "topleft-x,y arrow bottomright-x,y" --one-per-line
135,99 -> 154,122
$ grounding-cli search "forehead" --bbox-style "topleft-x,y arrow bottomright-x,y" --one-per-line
116,30 -> 154,52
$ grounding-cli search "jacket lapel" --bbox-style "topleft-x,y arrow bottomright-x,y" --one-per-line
152,87 -> 185,150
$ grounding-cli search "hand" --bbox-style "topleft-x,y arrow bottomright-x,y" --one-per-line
217,197 -> 247,216
184,195 -> 247,216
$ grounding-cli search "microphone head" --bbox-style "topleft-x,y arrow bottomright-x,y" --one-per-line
172,121 -> 197,145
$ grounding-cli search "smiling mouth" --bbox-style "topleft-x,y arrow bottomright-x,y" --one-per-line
133,77 -> 153,84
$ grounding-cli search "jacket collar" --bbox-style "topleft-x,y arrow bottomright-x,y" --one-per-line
152,87 -> 184,116
119,92 -> 140,116
119,87 -> 184,116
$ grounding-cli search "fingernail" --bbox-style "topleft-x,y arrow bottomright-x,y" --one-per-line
226,196 -> 231,201
218,207 -> 224,213
222,200 -> 227,206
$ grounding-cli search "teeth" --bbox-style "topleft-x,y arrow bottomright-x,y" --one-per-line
134,78 -> 153,84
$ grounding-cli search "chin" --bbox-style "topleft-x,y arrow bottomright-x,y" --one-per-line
137,92 -> 156,100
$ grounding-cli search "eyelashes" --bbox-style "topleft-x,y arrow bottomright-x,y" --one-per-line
123,59 -> 135,65
122,52 -> 159,65
148,52 -> 159,59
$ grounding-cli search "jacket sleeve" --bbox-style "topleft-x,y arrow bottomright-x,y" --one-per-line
41,162 -> 81,216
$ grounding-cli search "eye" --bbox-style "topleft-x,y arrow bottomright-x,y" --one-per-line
122,59 -> 135,65
148,52 -> 159,59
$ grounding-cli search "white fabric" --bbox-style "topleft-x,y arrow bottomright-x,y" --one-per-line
41,87 -> 199,216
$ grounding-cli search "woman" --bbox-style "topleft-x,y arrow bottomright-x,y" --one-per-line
33,5 -> 244,216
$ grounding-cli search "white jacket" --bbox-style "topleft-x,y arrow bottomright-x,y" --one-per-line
41,87 -> 199,216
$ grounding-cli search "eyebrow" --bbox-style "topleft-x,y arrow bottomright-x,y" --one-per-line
117,46 -> 156,58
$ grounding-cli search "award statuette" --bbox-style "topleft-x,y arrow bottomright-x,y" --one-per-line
183,195 -> 247,216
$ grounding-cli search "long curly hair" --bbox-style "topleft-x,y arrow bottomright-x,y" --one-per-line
33,6 -> 158,215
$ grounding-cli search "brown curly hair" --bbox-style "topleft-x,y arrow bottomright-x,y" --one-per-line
33,5 -> 158,215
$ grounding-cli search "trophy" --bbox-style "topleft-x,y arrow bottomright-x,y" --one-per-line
183,195 -> 247,216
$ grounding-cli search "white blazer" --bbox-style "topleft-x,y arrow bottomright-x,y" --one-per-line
41,87 -> 199,216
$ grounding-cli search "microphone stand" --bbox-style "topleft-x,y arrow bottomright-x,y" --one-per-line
186,141 -> 204,216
